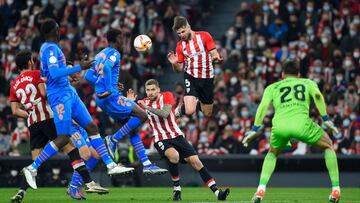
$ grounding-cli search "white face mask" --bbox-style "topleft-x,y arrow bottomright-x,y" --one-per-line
17,122 -> 25,129
353,52 -> 360,58
52,168 -> 60,175
258,40 -> 265,47
344,59 -> 352,67
230,99 -> 238,107
7,55 -> 14,62
321,37 -> 328,44
230,76 -> 238,85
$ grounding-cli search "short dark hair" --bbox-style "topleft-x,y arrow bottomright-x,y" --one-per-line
145,79 -> 159,87
282,60 -> 299,75
106,29 -> 122,43
15,50 -> 32,71
172,16 -> 189,31
41,18 -> 58,35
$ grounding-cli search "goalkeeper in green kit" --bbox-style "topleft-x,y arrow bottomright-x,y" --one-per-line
242,60 -> 341,203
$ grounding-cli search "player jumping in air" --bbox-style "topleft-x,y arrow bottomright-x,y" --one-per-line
9,51 -> 107,202
21,19 -> 133,191
135,79 -> 230,201
84,29 -> 167,175
242,60 -> 341,203
167,16 -> 222,118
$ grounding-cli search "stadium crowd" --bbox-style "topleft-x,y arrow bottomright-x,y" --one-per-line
0,0 -> 359,158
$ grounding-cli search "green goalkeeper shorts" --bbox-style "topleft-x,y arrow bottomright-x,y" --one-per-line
270,117 -> 324,149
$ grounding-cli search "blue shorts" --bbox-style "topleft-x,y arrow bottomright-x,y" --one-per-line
96,93 -> 136,121
70,123 -> 90,149
48,90 -> 93,135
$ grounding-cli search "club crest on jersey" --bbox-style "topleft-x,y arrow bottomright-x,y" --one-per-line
49,56 -> 57,64
110,55 -> 116,62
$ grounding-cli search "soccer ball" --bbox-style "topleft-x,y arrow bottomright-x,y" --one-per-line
133,34 -> 152,52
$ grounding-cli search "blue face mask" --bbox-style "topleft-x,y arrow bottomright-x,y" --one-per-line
262,5 -> 269,12
264,131 -> 271,138
241,111 -> 249,118
355,136 -> 360,142
343,119 -> 350,127
214,68 -> 221,75
350,30 -> 357,37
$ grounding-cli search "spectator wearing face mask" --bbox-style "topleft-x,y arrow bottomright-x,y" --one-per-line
279,1 -> 299,24
10,118 -> 30,154
344,85 -> 359,112
197,132 -> 210,155
299,0 -> 319,27
286,14 -> 303,43
213,125 -> 239,154
350,129 -> 360,154
267,16 -> 288,46
0,124 -> 11,156
258,126 -> 271,155
315,34 -> 336,63
332,71 -> 348,94
340,23 -> 360,53
253,15 -> 268,36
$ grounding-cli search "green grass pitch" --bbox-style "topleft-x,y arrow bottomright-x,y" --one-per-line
1,187 -> 359,203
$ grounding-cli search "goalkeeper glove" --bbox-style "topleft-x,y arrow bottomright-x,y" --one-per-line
322,115 -> 339,135
242,125 -> 260,147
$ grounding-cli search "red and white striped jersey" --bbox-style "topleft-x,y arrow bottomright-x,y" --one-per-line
143,92 -> 184,142
9,70 -> 53,126
176,31 -> 216,79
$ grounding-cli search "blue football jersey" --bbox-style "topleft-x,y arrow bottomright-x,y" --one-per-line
39,42 -> 73,96
90,47 -> 121,95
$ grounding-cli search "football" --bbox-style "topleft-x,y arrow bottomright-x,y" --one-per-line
133,34 -> 152,52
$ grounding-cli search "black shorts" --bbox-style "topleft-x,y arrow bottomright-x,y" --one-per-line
184,72 -> 214,104
154,136 -> 197,163
29,119 -> 57,150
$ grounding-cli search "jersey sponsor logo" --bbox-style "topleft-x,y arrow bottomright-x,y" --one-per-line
110,55 -> 116,62
49,56 -> 57,64
56,103 -> 65,120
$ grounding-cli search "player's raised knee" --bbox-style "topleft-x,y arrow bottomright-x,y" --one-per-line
85,122 -> 99,135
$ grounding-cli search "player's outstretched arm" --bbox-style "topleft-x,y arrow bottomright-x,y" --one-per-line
309,81 -> 339,135
84,69 -> 96,87
242,87 -> 272,146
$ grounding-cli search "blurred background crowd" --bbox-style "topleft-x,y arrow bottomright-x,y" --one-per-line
0,0 -> 359,159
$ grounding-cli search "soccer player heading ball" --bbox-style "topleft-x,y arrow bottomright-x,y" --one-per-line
167,16 -> 223,119
242,60 -> 341,203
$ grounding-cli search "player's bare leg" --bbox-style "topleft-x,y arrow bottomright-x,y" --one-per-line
313,133 -> 340,203
165,148 -> 182,201
175,95 -> 197,117
252,147 -> 282,203
11,149 -> 42,203
185,155 -> 230,200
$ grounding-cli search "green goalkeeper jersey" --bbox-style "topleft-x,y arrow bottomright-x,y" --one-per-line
254,77 -> 327,127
